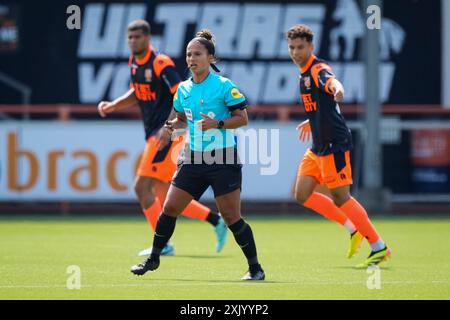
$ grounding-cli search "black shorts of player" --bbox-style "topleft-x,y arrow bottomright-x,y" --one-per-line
171,147 -> 242,200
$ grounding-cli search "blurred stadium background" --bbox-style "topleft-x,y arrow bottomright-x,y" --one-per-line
1,0 -> 450,299
1,0 -> 449,214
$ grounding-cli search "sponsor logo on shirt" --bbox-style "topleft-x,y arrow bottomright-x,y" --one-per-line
144,69 -> 152,82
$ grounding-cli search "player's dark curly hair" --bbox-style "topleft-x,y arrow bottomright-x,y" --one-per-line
127,20 -> 150,35
286,24 -> 314,42
192,29 -> 220,72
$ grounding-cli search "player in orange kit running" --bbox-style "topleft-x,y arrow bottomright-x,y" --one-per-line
287,24 -> 391,268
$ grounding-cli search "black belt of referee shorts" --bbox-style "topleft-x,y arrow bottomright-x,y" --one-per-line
181,146 -> 241,165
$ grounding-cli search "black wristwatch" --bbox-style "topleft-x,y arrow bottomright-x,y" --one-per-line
217,120 -> 225,129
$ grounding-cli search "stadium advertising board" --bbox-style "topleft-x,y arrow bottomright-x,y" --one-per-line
0,121 -> 307,201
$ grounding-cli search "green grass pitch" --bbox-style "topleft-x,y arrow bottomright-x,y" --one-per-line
0,215 -> 449,299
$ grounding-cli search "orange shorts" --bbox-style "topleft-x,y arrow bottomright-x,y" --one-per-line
137,135 -> 186,183
297,149 -> 353,189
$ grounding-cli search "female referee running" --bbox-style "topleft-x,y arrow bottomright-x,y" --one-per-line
131,29 -> 265,281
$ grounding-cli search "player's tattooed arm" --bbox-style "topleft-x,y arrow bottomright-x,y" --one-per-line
158,112 -> 187,150
165,112 -> 188,131
328,78 -> 345,102
166,108 -> 177,122
97,88 -> 138,117
156,109 -> 181,149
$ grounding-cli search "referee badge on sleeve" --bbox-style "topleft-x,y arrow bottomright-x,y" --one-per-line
231,88 -> 243,99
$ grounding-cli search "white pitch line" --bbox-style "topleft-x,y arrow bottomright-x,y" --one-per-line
0,280 -> 449,289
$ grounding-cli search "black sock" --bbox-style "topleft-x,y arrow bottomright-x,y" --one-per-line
150,213 -> 177,261
205,211 -> 220,226
229,219 -> 261,271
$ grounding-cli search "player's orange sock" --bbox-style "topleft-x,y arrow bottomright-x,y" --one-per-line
181,200 -> 210,220
339,197 -> 380,244
143,197 -> 162,231
303,192 -> 349,225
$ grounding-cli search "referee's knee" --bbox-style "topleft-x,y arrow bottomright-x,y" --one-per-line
162,202 -> 181,217
220,211 -> 241,226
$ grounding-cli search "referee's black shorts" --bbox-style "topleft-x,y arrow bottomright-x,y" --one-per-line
171,147 -> 242,200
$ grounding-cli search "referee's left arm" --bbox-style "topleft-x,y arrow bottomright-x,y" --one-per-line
221,108 -> 248,129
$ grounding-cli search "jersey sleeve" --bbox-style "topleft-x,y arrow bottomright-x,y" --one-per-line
223,80 -> 248,111
311,63 -> 335,94
160,66 -> 181,94
153,54 -> 180,94
173,87 -> 183,113
153,55 -> 174,75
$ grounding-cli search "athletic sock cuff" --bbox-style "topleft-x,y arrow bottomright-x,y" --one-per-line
159,213 -> 177,223
338,196 -> 355,209
206,212 -> 220,226
228,219 -> 247,235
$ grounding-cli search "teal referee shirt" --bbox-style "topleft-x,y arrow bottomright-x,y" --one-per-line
173,72 -> 248,152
